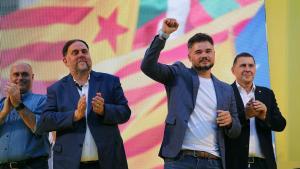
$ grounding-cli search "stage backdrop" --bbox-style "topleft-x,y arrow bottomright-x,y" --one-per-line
0,0 -> 276,168
266,0 -> 300,168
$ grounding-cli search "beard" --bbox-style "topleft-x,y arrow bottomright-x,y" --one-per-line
193,63 -> 214,72
75,61 -> 91,73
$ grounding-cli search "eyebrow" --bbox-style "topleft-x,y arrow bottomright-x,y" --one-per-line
194,48 -> 213,52
240,63 -> 255,66
13,71 -> 30,75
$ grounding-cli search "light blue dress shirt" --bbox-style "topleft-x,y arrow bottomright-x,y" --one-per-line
0,92 -> 50,163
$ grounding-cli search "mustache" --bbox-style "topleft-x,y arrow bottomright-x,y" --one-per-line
199,57 -> 210,62
17,79 -> 29,84
77,56 -> 88,62
242,71 -> 253,75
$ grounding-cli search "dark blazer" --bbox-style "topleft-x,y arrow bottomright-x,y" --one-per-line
141,36 -> 241,169
225,82 -> 286,169
37,71 -> 131,169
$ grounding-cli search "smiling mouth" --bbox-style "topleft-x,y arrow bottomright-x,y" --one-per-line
78,61 -> 87,64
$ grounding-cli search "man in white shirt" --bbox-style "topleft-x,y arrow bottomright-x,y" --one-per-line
226,52 -> 286,169
141,18 -> 241,169
37,39 -> 131,169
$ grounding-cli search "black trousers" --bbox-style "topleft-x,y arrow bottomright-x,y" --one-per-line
79,161 -> 101,169
0,156 -> 48,169
247,157 -> 268,169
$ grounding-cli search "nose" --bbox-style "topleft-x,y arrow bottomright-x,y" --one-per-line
17,74 -> 23,80
245,65 -> 251,71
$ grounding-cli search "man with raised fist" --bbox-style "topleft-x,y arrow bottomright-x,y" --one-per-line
141,18 -> 241,169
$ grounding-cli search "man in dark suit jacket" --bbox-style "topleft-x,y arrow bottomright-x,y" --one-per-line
226,52 -> 286,169
141,18 -> 241,169
37,39 -> 131,169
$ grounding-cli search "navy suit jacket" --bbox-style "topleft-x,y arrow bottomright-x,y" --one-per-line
141,36 -> 241,169
225,82 -> 286,169
37,71 -> 131,169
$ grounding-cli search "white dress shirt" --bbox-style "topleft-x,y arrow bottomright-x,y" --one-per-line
74,78 -> 99,162
236,82 -> 264,158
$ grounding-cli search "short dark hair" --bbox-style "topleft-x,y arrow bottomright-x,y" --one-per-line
233,52 -> 256,65
187,33 -> 214,48
62,39 -> 89,57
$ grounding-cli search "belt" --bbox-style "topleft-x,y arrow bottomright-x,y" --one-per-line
248,157 -> 265,164
0,161 -> 25,169
0,156 -> 47,169
181,150 -> 220,160
80,160 -> 99,164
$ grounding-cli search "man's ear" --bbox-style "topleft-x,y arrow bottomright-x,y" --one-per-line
63,57 -> 67,65
231,66 -> 235,74
188,49 -> 192,61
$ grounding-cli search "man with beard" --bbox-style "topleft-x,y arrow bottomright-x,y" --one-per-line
141,18 -> 241,169
37,39 -> 131,169
225,52 -> 286,169
0,63 -> 49,169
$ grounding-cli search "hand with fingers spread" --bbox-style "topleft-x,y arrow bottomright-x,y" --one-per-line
4,82 -> 21,107
216,110 -> 232,127
162,18 -> 179,35
73,95 -> 86,121
92,92 -> 104,116
245,98 -> 257,119
252,100 -> 267,120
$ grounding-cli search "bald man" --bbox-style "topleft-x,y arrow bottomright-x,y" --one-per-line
0,63 -> 50,169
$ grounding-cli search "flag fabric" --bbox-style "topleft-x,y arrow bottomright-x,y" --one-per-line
0,0 -> 267,168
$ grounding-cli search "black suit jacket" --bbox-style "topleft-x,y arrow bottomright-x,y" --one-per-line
225,82 -> 286,169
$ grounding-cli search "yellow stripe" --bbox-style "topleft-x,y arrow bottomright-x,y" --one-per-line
122,92 -> 167,141
0,60 -> 68,81
127,144 -> 163,169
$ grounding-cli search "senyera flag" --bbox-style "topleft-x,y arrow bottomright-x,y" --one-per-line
0,0 -> 266,168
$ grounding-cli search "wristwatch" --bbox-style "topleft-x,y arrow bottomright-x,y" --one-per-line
158,29 -> 170,40
15,102 -> 25,111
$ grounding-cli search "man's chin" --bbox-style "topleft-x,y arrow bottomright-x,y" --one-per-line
76,67 -> 90,73
194,64 -> 214,71
19,87 -> 28,94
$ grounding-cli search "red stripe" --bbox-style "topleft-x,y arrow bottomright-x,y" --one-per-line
133,13 -> 166,49
125,83 -> 164,106
124,124 -> 164,157
32,81 -> 55,94
115,43 -> 187,79
152,165 -> 163,169
213,30 -> 229,44
233,18 -> 251,36
236,0 -> 258,6
185,0 -> 213,32
0,7 -> 92,29
0,41 -> 65,68
145,97 -> 167,117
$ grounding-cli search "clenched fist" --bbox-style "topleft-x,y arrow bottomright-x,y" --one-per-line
162,18 -> 179,35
